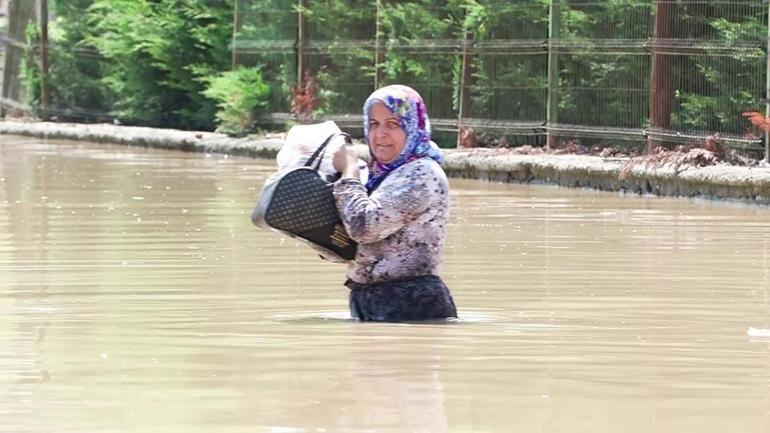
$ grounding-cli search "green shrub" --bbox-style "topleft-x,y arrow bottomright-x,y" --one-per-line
21,11 -> 113,122
202,66 -> 270,136
86,0 -> 233,129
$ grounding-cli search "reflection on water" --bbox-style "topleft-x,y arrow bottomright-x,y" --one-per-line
1,136 -> 770,433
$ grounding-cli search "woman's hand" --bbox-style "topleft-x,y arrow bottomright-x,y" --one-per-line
332,144 -> 361,180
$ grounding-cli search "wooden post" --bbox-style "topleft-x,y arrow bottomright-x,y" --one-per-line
457,29 -> 473,148
40,0 -> 49,116
231,0 -> 242,69
648,1 -> 676,153
297,0 -> 307,84
374,0 -> 384,89
546,0 -> 561,150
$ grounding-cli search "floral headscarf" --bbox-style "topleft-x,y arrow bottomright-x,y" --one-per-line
363,85 -> 443,192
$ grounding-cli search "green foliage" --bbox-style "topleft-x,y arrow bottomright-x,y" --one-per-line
20,23 -> 41,110
235,0 -> 299,113
377,1 -> 461,119
305,0 -> 376,115
669,3 -> 766,132
202,66 -> 270,135
556,2 -> 651,129
18,0 -> 113,121
460,0 -> 487,37
463,1 -> 548,121
14,0 -> 769,150
85,0 -> 233,129
562,0 -> 650,41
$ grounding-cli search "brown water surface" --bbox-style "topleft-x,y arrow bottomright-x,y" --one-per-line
2,136 -> 770,433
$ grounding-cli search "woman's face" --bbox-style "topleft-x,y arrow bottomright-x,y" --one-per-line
367,102 -> 407,164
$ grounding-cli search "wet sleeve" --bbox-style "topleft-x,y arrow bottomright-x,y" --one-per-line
332,166 -> 433,244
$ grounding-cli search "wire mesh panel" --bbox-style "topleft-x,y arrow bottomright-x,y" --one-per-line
199,0 -> 770,159
379,2 -> 462,126
36,43 -> 112,122
235,0 -> 299,113
2,0 -> 115,122
305,1 -> 376,124
555,51 -> 650,139
550,1 -> 652,150
463,1 -> 549,146
1,0 -> 37,116
648,1 -> 767,159
1,0 -> 768,160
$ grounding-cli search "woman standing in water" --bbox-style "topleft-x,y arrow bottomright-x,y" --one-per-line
332,84 -> 457,322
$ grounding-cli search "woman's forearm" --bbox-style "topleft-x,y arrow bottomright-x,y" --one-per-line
341,163 -> 360,180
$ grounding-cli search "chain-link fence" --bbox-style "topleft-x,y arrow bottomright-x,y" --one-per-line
233,0 -> 769,160
3,1 -> 769,161
1,0 -> 34,116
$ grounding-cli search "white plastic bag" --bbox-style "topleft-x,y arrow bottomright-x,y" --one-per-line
276,121 -> 368,183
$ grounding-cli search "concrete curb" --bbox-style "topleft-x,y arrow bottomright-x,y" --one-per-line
442,151 -> 770,204
0,120 -> 285,158
2,120 -> 770,205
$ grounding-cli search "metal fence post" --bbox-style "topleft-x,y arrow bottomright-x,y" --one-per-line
40,0 -> 49,116
297,0 -> 307,84
231,0 -> 242,69
2,0 -> 38,117
546,0 -> 561,150
457,29 -> 473,148
766,0 -> 770,163
374,0 -> 384,90
649,1 -> 676,153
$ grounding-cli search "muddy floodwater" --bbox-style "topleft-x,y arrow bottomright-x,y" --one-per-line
2,136 -> 770,433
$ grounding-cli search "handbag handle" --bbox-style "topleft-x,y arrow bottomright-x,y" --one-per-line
304,132 -> 352,172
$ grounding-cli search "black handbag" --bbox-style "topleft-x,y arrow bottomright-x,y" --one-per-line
251,133 -> 357,261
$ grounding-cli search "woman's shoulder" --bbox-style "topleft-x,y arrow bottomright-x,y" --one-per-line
397,157 -> 447,179
378,158 -> 448,196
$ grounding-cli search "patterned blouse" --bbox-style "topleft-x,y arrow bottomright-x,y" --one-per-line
333,157 -> 449,284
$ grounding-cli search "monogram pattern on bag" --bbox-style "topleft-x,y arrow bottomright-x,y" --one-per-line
265,169 -> 341,233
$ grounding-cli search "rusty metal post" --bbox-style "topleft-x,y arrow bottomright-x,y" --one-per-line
457,30 -> 473,148
374,0 -> 384,89
766,1 -> 770,163
648,1 -> 676,153
231,0 -> 242,69
546,0 -> 561,150
297,0 -> 307,84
